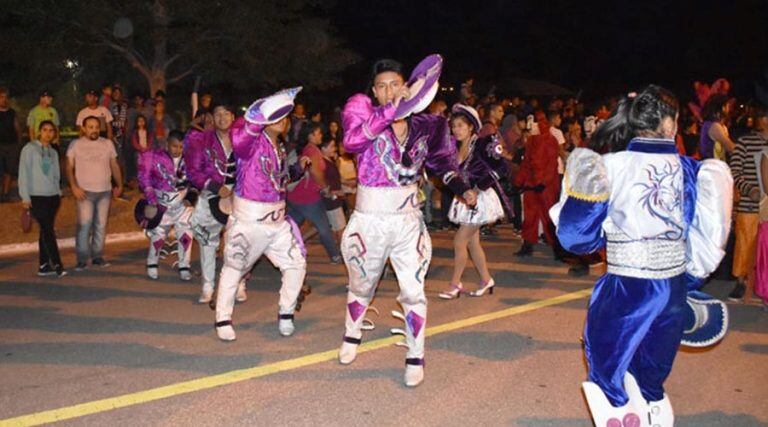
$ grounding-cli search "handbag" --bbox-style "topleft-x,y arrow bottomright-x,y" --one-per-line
21,209 -> 33,233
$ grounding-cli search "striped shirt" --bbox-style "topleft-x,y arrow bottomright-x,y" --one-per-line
730,131 -> 768,213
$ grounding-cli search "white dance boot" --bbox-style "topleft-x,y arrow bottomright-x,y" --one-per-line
648,395 -> 673,427
404,359 -> 424,387
278,314 -> 295,337
339,337 -> 360,365
582,378 -> 643,427
215,320 -> 236,341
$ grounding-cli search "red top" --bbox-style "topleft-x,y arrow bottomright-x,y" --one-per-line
287,144 -> 323,205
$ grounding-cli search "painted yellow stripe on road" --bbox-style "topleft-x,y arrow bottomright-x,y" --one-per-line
0,288 -> 592,427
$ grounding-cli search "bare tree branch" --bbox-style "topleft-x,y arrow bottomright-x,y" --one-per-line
168,62 -> 202,84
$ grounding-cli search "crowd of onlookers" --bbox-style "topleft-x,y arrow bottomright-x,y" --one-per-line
2,77 -> 767,309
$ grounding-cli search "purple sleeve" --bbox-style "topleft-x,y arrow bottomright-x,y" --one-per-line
424,116 -> 470,195
183,130 -> 210,191
231,117 -> 265,160
137,150 -> 157,205
341,94 -> 396,154
474,136 -> 510,190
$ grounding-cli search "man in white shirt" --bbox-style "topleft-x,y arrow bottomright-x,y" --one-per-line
66,116 -> 123,270
76,90 -> 114,140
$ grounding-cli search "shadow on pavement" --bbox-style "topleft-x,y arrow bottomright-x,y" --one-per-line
0,281 -> 193,303
740,343 -> 768,354
0,306 -> 209,335
514,417 -> 590,426
430,331 -> 580,361
0,341 -> 263,374
676,411 -> 767,426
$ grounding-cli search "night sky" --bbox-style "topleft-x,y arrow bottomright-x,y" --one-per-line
328,0 -> 768,103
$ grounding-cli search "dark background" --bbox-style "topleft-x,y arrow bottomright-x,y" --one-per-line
327,0 -> 768,105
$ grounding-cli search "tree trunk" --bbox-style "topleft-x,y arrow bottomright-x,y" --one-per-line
148,69 -> 167,97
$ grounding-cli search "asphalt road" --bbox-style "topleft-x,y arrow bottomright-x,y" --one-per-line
0,227 -> 766,426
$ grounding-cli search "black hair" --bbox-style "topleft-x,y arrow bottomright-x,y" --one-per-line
589,84 -> 679,153
319,136 -> 336,150
547,110 -> 561,122
82,115 -> 101,128
701,94 -> 729,122
135,114 -> 147,127
296,121 -> 324,154
38,120 -> 56,131
211,100 -> 235,115
368,58 -> 405,91
168,130 -> 185,143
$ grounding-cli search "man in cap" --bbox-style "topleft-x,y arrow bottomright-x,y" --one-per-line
76,89 -> 114,140
27,89 -> 60,142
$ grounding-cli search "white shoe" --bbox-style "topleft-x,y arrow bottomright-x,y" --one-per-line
648,395 -> 674,427
236,280 -> 248,302
582,380 -> 643,427
198,283 -> 214,304
339,339 -> 360,365
404,364 -> 424,387
147,266 -> 158,280
179,269 -> 191,281
215,320 -> 236,341
278,314 -> 295,337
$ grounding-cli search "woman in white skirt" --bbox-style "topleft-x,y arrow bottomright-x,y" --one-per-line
439,104 -> 509,299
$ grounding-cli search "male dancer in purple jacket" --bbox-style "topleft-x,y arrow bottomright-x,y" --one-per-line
213,88 -> 308,341
339,59 -> 476,387
137,130 -> 195,280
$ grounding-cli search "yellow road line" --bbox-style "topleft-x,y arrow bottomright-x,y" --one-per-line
0,288 -> 592,426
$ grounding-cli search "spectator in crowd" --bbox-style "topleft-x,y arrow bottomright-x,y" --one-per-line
290,102 -> 307,143
336,138 -> 357,214
310,110 -> 322,124
148,99 -> 176,147
27,89 -> 60,142
124,93 -> 147,186
728,108 -> 768,302
700,94 -> 736,161
681,118 -> 699,158
328,119 -> 343,143
191,92 -> 214,131
66,116 -> 123,270
319,138 -> 346,242
428,99 -> 448,117
99,83 -> 112,109
0,87 -> 22,202
131,114 -> 154,153
76,89 -> 114,140
110,86 -> 129,184
460,77 -> 474,103
19,120 -> 65,276
478,103 -> 504,138
286,122 -> 342,263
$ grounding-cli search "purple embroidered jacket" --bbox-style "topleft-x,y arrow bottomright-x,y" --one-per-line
342,94 -> 469,195
184,128 -> 235,194
457,134 -> 510,191
231,117 -> 300,203
137,148 -> 189,206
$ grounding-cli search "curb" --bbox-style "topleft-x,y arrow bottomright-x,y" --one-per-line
0,231 -> 147,257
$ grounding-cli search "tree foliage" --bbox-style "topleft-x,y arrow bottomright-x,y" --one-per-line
0,0 -> 359,96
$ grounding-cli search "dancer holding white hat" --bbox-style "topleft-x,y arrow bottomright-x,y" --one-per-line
213,87 -> 309,341
338,55 -> 476,387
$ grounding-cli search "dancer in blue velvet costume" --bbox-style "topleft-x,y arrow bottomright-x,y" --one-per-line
550,85 -> 733,427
